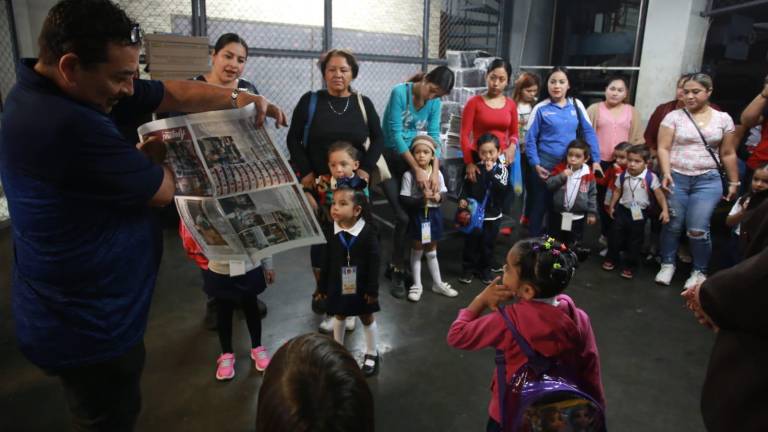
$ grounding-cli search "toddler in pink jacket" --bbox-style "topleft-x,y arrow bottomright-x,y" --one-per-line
447,237 -> 605,431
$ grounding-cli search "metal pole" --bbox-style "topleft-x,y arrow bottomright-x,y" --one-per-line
497,0 -> 512,60
629,0 -> 648,105
191,0 -> 200,36
199,0 -> 207,37
323,0 -> 332,53
422,0 -> 430,72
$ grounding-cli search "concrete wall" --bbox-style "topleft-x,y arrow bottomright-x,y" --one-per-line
634,0 -> 710,124
11,0 -> 57,58
508,0 -> 555,69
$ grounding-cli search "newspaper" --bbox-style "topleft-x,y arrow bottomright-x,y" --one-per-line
138,104 -> 324,273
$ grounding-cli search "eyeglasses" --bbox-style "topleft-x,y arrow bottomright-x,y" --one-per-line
129,24 -> 142,44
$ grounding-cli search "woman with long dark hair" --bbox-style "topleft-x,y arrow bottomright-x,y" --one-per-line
380,66 -> 455,298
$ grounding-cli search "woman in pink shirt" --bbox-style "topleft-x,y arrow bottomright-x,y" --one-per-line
460,59 -> 519,235
447,237 -> 604,431
655,73 -> 739,289
587,76 -> 644,242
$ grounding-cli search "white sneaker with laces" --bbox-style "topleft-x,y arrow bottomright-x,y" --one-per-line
684,270 -> 707,290
655,264 -> 676,286
432,281 -> 458,298
318,316 -> 334,333
345,316 -> 356,331
407,285 -> 423,302
599,248 -> 608,257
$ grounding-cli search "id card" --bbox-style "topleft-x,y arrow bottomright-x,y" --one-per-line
229,260 -> 246,277
561,212 -> 574,232
421,221 -> 432,244
341,266 -> 357,295
630,203 -> 643,221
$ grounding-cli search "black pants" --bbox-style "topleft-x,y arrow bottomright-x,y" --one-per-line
548,211 -> 585,247
463,218 -> 502,274
596,161 -> 614,238
380,149 -> 411,269
607,205 -> 646,271
217,297 -> 262,353
486,417 -> 502,432
51,341 -> 145,432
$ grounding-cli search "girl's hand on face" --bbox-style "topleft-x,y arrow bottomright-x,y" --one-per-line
478,277 -> 515,311
484,159 -> 495,171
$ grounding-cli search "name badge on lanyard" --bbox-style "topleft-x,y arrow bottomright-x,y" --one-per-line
561,212 -> 574,231
339,232 -> 358,295
421,206 -> 431,244
630,203 -> 643,221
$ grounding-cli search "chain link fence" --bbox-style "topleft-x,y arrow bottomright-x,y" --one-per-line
0,0 -> 17,225
438,0 -> 501,57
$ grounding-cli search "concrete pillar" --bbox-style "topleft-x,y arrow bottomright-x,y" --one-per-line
12,0 -> 58,58
635,0 -> 710,124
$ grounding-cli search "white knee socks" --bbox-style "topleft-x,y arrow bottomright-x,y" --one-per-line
410,249 -> 424,287
332,317 -> 346,344
425,250 -> 443,286
363,320 -> 379,356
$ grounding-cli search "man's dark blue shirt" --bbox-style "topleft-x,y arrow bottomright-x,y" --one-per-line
0,59 -> 165,369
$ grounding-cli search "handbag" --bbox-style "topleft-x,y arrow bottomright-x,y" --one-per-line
682,109 -> 729,193
356,92 -> 392,184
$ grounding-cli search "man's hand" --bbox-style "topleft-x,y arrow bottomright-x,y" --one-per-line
535,165 -> 550,180
239,93 -> 288,129
136,135 -> 167,165
356,168 -> 370,183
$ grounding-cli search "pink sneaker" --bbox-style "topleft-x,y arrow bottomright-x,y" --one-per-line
251,346 -> 271,372
216,353 -> 235,381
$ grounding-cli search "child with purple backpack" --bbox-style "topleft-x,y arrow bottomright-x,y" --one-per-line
447,237 -> 605,431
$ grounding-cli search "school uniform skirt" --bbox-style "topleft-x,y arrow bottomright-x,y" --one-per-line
202,267 -> 266,302
407,207 -> 444,242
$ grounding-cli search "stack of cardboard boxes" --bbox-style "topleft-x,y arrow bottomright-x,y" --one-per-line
145,34 -> 210,81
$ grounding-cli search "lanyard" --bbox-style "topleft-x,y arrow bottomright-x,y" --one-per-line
627,175 -> 642,202
564,167 -> 584,210
338,232 -> 357,266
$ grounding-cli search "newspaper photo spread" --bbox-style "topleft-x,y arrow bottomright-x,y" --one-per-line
138,104 -> 324,274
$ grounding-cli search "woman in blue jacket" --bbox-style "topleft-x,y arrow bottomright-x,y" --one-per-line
525,66 -> 602,237
380,66 -> 455,298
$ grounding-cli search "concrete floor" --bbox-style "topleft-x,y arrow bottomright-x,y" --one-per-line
0,215 -> 714,431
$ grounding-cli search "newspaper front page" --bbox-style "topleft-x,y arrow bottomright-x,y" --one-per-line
138,105 -> 324,272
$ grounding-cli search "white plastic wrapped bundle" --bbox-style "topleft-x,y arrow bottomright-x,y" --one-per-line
454,68 -> 486,88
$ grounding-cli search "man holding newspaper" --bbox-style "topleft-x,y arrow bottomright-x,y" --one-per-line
0,1 -> 286,430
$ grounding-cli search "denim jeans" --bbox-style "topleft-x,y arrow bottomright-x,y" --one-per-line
660,170 -> 723,272
526,153 -> 561,237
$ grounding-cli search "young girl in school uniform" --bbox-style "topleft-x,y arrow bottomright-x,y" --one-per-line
447,237 -> 605,431
400,135 -> 457,302
316,186 -> 381,376
725,163 -> 768,265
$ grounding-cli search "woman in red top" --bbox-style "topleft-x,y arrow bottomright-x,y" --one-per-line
460,59 -> 519,235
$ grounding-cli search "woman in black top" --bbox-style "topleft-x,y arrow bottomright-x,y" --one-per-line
194,33 -> 258,94
287,49 -> 383,333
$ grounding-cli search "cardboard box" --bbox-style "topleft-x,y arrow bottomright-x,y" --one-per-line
145,34 -> 210,72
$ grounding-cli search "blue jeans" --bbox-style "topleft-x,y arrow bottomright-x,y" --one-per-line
526,153 -> 561,237
660,170 -> 723,272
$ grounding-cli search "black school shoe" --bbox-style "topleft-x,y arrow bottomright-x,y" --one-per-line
362,353 -> 380,377
389,270 -> 407,299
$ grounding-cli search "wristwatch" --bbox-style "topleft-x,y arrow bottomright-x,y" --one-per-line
230,88 -> 241,108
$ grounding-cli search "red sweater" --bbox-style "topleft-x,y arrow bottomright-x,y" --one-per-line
447,294 -> 605,423
460,95 -> 519,164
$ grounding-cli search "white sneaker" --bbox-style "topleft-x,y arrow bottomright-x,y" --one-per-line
432,281 -> 458,298
407,285 -> 423,302
655,264 -> 676,286
684,270 -> 706,290
599,248 -> 608,257
318,316 -> 334,334
345,316 -> 356,331
598,235 -> 608,247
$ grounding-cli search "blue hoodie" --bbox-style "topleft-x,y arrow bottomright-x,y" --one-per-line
525,98 -> 600,169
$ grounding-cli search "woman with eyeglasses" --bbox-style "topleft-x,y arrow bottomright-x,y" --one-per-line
654,73 -> 739,289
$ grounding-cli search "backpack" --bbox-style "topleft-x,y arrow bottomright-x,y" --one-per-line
495,306 -> 606,432
617,170 -> 659,217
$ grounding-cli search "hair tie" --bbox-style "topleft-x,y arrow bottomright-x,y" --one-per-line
552,250 -> 560,256
553,263 -> 562,270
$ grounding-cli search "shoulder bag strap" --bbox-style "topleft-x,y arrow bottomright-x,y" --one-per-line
682,109 -> 724,171
302,92 -> 318,148
356,92 -> 370,150
572,98 -> 585,139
